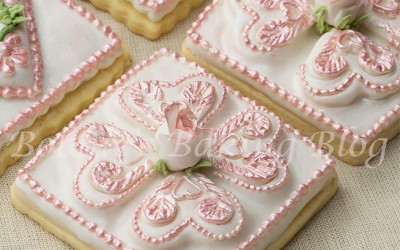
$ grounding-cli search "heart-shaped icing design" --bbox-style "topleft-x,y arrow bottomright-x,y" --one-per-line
243,0 -> 314,52
241,111 -> 272,139
170,175 -> 203,201
216,134 -> 244,159
198,197 -> 234,225
132,174 -> 244,244
74,123 -> 155,207
210,106 -> 288,191
119,73 -> 226,132
302,29 -> 400,106
143,194 -> 177,225
241,151 -> 279,182
90,161 -> 146,194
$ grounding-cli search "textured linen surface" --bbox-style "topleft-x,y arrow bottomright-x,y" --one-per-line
0,1 -> 399,249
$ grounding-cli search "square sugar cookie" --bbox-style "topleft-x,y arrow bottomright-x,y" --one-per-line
0,0 -> 131,174
86,0 -> 205,40
12,49 -> 337,250
183,0 -> 400,165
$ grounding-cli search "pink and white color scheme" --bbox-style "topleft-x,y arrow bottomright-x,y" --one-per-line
314,0 -> 365,25
0,0 -> 122,148
0,0 -> 42,99
131,0 -> 182,21
364,0 -> 400,50
155,103 -> 212,171
16,50 -> 337,249
185,0 -> 400,143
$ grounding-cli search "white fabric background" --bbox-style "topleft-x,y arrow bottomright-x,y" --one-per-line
0,0 -> 399,249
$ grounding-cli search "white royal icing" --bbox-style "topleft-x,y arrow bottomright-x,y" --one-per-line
130,0 -> 182,21
0,0 -> 122,148
314,0 -> 365,26
16,50 -> 336,250
185,0 -> 400,140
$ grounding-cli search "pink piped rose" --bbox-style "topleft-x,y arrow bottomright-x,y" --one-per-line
155,103 -> 211,171
315,0 -> 365,26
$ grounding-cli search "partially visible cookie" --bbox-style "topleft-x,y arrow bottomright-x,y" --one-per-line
86,0 -> 204,40
183,0 -> 400,165
0,0 -> 131,175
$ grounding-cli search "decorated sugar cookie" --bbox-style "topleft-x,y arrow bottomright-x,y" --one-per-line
86,0 -> 205,40
12,49 -> 337,250
0,0 -> 131,175
183,0 -> 400,165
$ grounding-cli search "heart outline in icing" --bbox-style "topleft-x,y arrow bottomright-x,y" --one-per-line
210,106 -> 288,191
119,72 -> 227,132
302,29 -> 400,105
73,123 -> 156,207
132,174 -> 244,244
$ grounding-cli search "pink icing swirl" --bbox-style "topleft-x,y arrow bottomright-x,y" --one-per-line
244,0 -> 314,52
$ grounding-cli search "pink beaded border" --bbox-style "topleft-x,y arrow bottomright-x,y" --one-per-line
300,65 -> 400,96
239,123 -> 334,250
0,0 -> 122,142
186,0 -> 400,142
17,49 -> 336,249
0,0 -> 43,99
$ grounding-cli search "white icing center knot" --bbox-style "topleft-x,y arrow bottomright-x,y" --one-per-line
155,103 -> 212,173
314,0 -> 367,33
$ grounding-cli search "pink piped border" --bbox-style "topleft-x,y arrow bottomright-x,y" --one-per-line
186,0 -> 400,142
17,49 -> 335,250
0,0 -> 122,142
0,0 -> 43,99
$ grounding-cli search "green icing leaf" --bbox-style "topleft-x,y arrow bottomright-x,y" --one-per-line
313,5 -> 369,34
0,24 -> 15,41
185,159 -> 213,174
9,4 -> 25,18
155,160 -> 169,176
13,16 -> 28,25
0,16 -> 12,25
0,3 -> 28,42
335,14 -> 352,30
0,3 -> 7,11
313,6 -> 332,34
351,13 -> 369,30
155,158 -> 213,175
